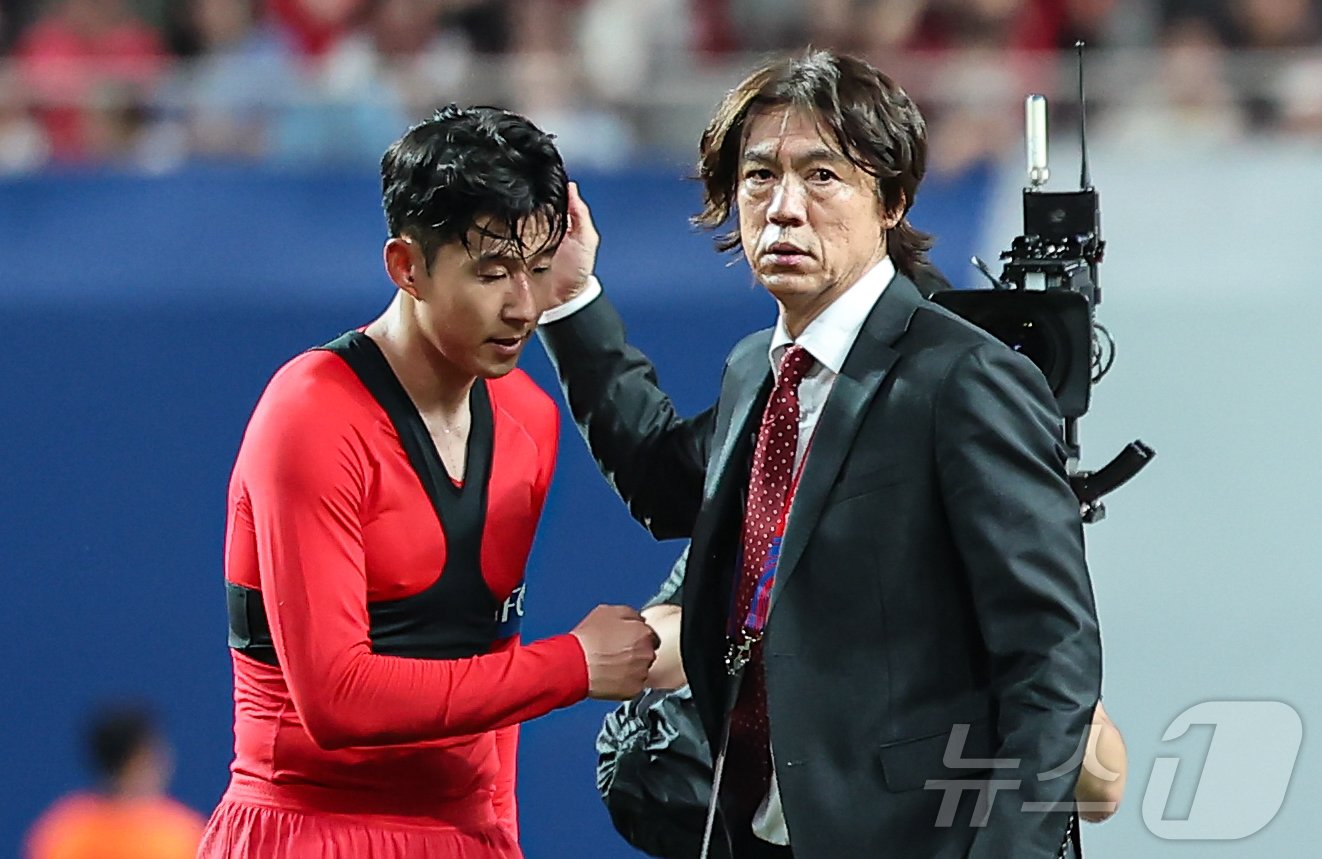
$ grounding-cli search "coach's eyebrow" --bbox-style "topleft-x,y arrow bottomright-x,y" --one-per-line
741,143 -> 850,168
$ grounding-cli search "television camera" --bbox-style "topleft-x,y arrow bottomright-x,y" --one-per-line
932,44 -> 1154,522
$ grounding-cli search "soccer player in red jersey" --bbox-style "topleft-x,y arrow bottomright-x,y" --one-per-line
198,105 -> 658,859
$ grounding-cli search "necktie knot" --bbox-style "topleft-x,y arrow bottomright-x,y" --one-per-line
777,344 -> 813,391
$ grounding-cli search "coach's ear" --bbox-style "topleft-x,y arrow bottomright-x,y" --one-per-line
384,236 -> 424,299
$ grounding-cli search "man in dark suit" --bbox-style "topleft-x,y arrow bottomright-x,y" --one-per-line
540,50 -> 1101,858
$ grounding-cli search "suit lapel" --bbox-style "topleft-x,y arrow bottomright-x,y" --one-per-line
686,334 -> 770,601
769,276 -> 924,612
685,335 -> 771,738
705,355 -> 771,507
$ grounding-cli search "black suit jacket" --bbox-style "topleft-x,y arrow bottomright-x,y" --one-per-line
540,276 -> 1101,858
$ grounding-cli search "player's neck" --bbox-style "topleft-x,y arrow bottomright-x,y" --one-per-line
364,310 -> 475,418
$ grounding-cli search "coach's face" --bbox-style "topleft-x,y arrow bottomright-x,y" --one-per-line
737,106 -> 900,334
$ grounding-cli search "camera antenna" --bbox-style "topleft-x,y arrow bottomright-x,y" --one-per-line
1026,94 -> 1048,189
1077,40 -> 1091,190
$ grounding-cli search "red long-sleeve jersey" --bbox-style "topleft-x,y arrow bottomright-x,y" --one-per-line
220,342 -> 587,835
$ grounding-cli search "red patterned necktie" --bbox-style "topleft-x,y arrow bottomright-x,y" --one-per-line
726,343 -> 814,819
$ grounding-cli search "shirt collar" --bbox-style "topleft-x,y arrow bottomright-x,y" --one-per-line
769,256 -> 897,378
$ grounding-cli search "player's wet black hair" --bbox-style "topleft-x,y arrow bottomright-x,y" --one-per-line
381,105 -> 569,269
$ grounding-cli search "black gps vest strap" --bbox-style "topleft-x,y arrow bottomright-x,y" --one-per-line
227,331 -> 511,665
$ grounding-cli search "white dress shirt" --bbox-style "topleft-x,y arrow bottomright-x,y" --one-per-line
540,257 -> 898,846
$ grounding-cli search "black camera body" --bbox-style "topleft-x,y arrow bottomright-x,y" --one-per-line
934,188 -> 1102,421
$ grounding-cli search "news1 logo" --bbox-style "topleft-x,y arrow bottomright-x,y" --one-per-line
924,700 -> 1302,840
1143,701 -> 1301,840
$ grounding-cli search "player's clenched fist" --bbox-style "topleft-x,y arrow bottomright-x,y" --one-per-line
570,605 -> 660,700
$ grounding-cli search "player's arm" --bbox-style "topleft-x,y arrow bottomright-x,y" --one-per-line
491,722 -> 520,840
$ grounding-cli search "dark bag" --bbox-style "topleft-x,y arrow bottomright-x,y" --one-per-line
595,685 -> 730,859
597,688 -> 1084,859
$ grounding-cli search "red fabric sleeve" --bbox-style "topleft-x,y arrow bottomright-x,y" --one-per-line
491,723 -> 520,840
240,378 -> 588,751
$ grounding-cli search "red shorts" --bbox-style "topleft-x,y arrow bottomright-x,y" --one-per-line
198,777 -> 521,859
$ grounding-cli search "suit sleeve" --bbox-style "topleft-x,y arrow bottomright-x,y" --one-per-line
934,343 -> 1102,858
538,292 -> 716,539
240,392 -> 589,752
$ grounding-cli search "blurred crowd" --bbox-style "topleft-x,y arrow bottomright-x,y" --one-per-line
1,0 -> 1320,173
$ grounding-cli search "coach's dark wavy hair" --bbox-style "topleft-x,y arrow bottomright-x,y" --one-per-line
695,50 -> 933,276
381,105 -> 568,270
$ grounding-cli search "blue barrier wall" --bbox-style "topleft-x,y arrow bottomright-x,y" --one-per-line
0,166 -> 989,856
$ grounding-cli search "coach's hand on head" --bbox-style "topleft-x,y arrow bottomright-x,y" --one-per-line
547,182 -> 601,309
570,605 -> 660,700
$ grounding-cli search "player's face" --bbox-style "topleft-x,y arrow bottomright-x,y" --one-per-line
415,220 -> 556,379
737,106 -> 899,329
